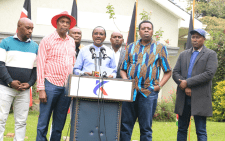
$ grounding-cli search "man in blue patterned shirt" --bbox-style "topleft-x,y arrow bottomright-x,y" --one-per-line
120,21 -> 172,141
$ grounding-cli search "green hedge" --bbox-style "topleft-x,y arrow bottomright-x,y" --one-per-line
212,80 -> 225,122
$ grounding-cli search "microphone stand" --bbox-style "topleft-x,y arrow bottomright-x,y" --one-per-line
98,52 -> 102,77
91,53 -> 97,73
95,56 -> 97,72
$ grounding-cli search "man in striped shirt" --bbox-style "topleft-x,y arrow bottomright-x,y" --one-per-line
36,11 -> 76,141
0,18 -> 38,141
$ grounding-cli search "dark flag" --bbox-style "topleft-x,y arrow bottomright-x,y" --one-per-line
20,0 -> 31,19
186,11 -> 193,50
71,0 -> 77,26
127,2 -> 137,46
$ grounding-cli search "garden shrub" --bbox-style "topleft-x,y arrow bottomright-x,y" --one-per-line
212,80 -> 225,122
153,88 -> 176,122
205,30 -> 225,93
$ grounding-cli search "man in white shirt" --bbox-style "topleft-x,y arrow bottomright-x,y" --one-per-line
110,32 -> 126,78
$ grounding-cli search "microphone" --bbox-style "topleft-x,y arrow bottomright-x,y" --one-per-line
100,47 -> 108,59
89,46 -> 96,59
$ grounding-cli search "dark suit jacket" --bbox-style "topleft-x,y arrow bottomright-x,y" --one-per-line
116,47 -> 126,78
173,45 -> 218,117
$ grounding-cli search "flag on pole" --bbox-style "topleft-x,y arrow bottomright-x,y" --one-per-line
127,1 -> 137,46
71,0 -> 78,26
185,11 -> 193,50
19,0 -> 33,107
20,0 -> 31,19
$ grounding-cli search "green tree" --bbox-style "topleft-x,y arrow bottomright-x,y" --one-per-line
205,30 -> 225,90
195,0 -> 225,94
195,0 -> 225,18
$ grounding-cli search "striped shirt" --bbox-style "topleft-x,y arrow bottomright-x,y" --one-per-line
0,35 -> 38,87
121,39 -> 171,101
37,31 -> 76,91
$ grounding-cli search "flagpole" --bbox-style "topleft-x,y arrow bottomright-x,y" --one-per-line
134,0 -> 138,42
188,2 -> 195,140
192,0 -> 195,28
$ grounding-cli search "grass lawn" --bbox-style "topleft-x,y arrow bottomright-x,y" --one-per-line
4,111 -> 71,141
3,111 -> 225,141
131,120 -> 225,141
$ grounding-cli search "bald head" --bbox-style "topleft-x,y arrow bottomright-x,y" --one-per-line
110,32 -> 124,49
111,32 -> 123,38
68,27 -> 82,44
17,18 -> 34,42
17,18 -> 33,27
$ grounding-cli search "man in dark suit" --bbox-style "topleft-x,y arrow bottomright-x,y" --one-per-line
110,32 -> 126,78
173,28 -> 218,141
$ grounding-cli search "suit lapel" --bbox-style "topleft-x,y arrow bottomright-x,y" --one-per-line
186,48 -> 193,70
117,47 -> 126,71
193,45 -> 205,67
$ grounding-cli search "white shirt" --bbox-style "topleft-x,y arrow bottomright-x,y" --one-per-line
110,46 -> 122,68
13,34 -> 31,42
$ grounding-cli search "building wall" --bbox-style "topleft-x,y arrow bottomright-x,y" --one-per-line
139,0 -> 179,47
0,0 -> 181,99
0,0 -> 180,47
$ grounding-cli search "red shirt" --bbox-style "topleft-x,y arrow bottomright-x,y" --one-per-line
37,31 -> 76,91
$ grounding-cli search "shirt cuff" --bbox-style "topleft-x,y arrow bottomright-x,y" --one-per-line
5,77 -> 13,86
111,73 -> 116,78
37,85 -> 45,91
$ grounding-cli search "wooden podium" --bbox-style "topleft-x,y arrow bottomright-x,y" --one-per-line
66,74 -> 134,141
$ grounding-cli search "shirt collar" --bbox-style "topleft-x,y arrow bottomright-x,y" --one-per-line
53,30 -> 70,40
92,43 -> 104,49
110,46 -> 122,53
138,38 -> 152,46
13,34 -> 31,42
192,46 -> 203,53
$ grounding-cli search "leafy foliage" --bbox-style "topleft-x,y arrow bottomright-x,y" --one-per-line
200,16 -> 225,31
32,82 -> 38,99
139,9 -> 152,21
205,30 -> 225,92
106,4 -> 116,19
212,80 -> 225,122
195,0 -> 225,18
152,28 -> 164,42
153,88 -> 176,122
106,4 -> 121,32
196,0 -> 225,97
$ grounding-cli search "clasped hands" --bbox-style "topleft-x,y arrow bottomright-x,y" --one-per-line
10,80 -> 30,91
179,79 -> 191,97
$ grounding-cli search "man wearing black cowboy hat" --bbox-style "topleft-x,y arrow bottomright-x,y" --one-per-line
36,11 -> 76,141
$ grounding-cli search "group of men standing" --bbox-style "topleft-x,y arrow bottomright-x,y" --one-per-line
0,10 -> 218,141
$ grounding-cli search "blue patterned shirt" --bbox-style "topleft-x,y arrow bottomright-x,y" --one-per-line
121,39 -> 171,101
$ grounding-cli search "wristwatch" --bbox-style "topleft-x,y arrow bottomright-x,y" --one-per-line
8,82 -> 11,87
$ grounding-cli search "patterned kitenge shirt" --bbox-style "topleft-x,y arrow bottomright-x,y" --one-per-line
121,39 -> 171,101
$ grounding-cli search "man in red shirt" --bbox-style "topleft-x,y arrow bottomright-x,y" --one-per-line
36,11 -> 76,141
